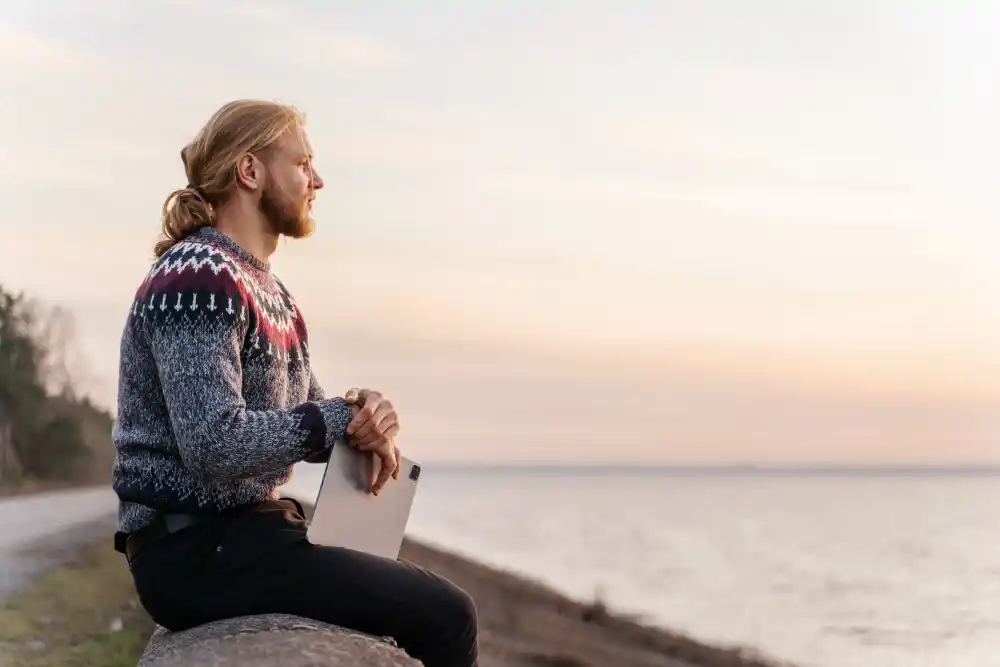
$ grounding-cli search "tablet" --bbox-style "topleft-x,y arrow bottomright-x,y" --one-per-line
306,443 -> 421,560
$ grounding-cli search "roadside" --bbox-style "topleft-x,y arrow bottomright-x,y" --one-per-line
0,480 -> 90,500
0,487 -> 116,599
0,487 -> 149,667
0,537 -> 153,667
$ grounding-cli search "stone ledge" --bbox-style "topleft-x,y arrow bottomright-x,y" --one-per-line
137,614 -> 421,666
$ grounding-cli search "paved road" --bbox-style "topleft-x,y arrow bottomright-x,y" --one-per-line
0,480 -> 315,600
0,486 -> 118,598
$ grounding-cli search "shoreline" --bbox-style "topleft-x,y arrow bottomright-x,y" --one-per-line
299,496 -> 790,667
399,533 -> 790,667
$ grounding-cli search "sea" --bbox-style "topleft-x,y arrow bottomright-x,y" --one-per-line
287,465 -> 1000,667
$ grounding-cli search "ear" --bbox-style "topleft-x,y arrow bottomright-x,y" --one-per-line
234,153 -> 263,191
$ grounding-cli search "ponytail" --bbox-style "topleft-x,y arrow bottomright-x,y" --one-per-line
153,187 -> 214,258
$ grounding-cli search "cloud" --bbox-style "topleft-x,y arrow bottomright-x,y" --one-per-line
0,23 -> 107,78
596,113 -> 919,196
159,0 -> 397,69
0,134 -> 173,190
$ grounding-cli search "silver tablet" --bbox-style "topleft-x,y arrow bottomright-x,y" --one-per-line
306,443 -> 421,560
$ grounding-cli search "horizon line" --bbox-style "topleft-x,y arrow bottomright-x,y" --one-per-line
418,462 -> 1000,476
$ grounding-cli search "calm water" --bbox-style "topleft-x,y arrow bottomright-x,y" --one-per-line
290,466 -> 1000,667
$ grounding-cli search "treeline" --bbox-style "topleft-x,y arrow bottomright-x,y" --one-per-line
0,284 -> 114,487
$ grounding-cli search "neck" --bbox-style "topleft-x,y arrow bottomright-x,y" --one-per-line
213,200 -> 279,265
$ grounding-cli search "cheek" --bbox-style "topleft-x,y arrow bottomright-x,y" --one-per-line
298,177 -> 313,198
277,171 -> 309,197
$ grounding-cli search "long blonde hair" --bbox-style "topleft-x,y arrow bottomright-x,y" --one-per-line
153,99 -> 305,258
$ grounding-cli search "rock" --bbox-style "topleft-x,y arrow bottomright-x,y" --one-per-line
138,614 -> 422,667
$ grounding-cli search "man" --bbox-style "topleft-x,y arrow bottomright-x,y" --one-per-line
111,99 -> 478,667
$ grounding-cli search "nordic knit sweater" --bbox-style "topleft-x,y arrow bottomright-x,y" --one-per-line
111,227 -> 353,534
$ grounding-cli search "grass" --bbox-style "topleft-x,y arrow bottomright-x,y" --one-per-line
0,536 -> 156,667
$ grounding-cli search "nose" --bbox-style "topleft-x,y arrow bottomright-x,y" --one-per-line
310,167 -> 324,191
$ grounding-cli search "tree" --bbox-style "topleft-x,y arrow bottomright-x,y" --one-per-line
0,287 -> 47,478
0,284 -> 110,484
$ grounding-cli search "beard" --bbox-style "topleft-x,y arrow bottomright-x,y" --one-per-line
260,182 -> 314,239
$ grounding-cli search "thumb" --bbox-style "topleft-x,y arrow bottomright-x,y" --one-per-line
344,387 -> 360,404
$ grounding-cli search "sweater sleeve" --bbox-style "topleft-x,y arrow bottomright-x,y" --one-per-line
142,270 -> 353,481
301,369 -> 345,464
307,369 -> 326,401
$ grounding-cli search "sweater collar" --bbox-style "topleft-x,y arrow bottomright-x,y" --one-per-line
195,227 -> 270,272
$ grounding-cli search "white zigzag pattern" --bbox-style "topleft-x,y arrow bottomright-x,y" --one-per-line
140,240 -> 299,337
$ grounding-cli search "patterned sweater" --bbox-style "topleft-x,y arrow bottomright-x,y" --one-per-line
111,227 -> 353,533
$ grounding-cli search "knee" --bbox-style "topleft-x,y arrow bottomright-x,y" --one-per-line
436,580 -> 478,637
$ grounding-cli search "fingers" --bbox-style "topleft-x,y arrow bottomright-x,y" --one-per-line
346,391 -> 380,436
353,404 -> 395,444
372,446 -> 396,496
353,421 -> 400,454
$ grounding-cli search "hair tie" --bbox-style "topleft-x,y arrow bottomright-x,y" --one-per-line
187,184 -> 208,201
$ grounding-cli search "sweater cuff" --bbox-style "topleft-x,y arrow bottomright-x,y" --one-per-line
318,397 -> 354,447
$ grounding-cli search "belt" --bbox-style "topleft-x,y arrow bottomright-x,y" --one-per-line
115,498 -> 304,563
117,513 -> 204,563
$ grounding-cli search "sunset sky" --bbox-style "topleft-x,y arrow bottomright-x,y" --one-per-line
1,1 -> 998,464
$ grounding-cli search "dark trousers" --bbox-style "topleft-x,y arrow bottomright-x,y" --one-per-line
128,499 -> 479,667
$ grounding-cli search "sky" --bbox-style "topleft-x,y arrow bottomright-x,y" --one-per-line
0,0 -> 998,465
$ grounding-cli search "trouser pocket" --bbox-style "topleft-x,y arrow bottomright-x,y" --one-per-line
128,525 -> 229,631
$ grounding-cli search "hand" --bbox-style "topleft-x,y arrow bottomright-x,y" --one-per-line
344,388 -> 401,447
344,388 -> 401,494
